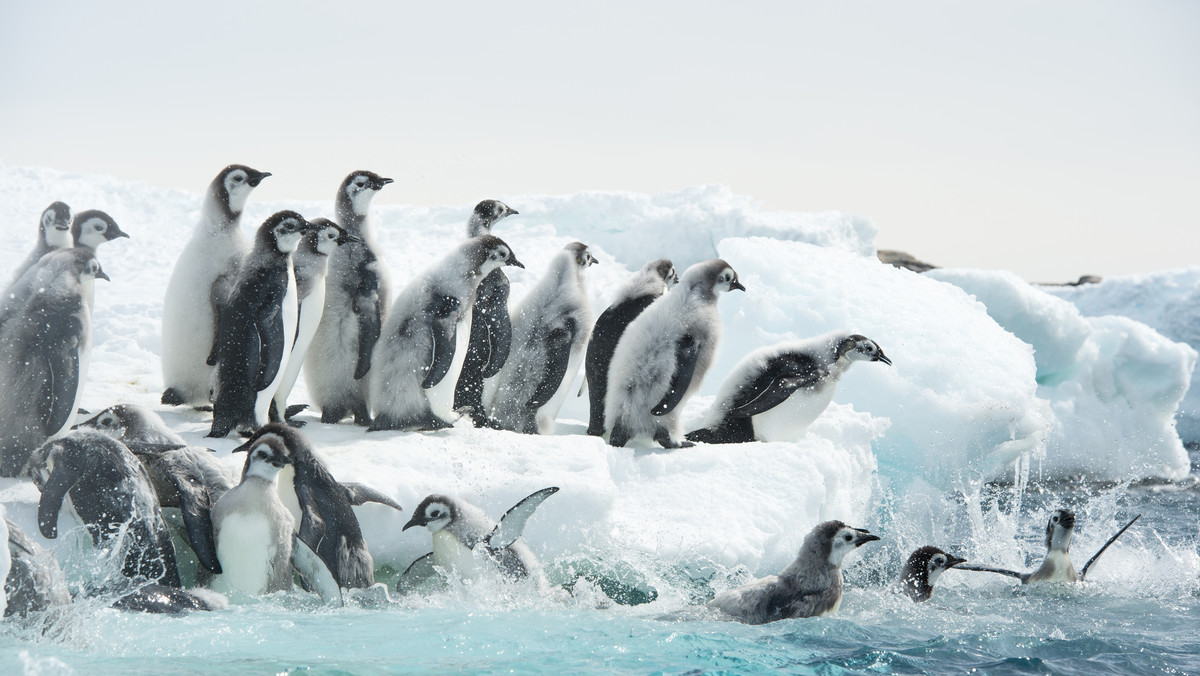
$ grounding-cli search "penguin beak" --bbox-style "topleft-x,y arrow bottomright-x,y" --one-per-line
402,514 -> 425,531
875,351 -> 892,366
508,256 -> 525,269
247,171 -> 272,187
946,555 -> 968,568
730,280 -> 746,292
109,226 -> 131,240
96,270 -> 111,282
586,253 -> 599,266
853,530 -> 881,546
230,437 -> 257,454
341,232 -> 363,244
507,207 -> 519,217
373,177 -> 394,190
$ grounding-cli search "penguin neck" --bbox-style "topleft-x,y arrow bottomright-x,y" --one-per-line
466,217 -> 490,238
335,198 -> 371,237
201,191 -> 243,231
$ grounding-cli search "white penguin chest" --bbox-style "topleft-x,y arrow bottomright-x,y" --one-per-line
215,512 -> 277,594
1034,551 -> 1078,583
253,265 -> 298,422
432,529 -> 481,579
748,380 -> 837,443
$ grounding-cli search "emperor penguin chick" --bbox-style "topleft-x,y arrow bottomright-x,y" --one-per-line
708,520 -> 880,624
9,201 -> 72,285
583,258 -> 677,436
453,200 -> 519,425
271,218 -> 359,423
210,436 -> 295,595
687,332 -> 890,444
488,242 -> 598,434
0,249 -> 109,476
71,209 -> 130,250
305,171 -> 393,425
894,546 -> 966,602
368,235 -> 523,432
605,259 -> 745,448
208,211 -> 315,438
161,165 -> 271,407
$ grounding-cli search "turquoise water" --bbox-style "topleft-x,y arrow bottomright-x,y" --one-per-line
4,478 -> 1198,675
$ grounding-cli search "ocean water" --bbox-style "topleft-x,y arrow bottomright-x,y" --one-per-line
4,461 -> 1197,676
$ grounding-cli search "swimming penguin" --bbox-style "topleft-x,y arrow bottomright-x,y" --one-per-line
958,509 -> 1142,584
894,546 -> 967,602
583,258 -> 678,436
9,201 -> 72,285
398,487 -> 558,592
208,211 -> 315,438
687,332 -> 891,445
708,520 -> 880,624
161,164 -> 271,408
368,235 -> 524,432
210,435 -> 341,604
305,171 -> 393,425
605,259 -> 745,449
231,423 -> 403,589
271,218 -> 360,424
26,431 -> 182,588
0,249 -> 108,476
453,200 -> 519,426
489,242 -> 598,435
4,518 -> 72,617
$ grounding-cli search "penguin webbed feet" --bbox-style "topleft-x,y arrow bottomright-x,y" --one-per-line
161,388 -> 186,406
654,428 -> 692,449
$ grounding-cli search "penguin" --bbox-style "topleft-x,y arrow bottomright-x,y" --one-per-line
207,211 -> 315,438
398,487 -> 558,592
958,509 -> 1142,584
271,218 -> 360,424
489,242 -> 598,435
9,201 -> 72,285
583,258 -> 678,436
75,403 -> 187,445
708,520 -> 880,624
894,546 -> 967,602
0,248 -> 108,477
453,200 -> 519,426
111,584 -> 228,614
605,259 -> 745,449
70,209 -> 129,250
230,423 -> 403,589
161,164 -> 271,408
368,235 -> 524,432
687,332 -> 891,445
305,171 -> 393,425
5,518 -> 72,617
26,431 -> 182,588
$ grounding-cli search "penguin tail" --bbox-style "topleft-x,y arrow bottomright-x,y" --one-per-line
161,388 -> 186,406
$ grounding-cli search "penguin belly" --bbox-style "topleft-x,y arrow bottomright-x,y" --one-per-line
213,512 -> 277,595
1030,551 -> 1078,583
746,383 -> 837,443
254,268 -> 299,426
273,278 -> 326,417
432,529 -> 481,580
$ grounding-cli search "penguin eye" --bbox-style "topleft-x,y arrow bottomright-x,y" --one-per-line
934,556 -> 944,566
1052,515 -> 1059,523
429,509 -> 441,518
843,534 -> 853,542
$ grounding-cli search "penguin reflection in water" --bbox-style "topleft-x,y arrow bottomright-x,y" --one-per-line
958,509 -> 1141,584
708,520 -> 879,624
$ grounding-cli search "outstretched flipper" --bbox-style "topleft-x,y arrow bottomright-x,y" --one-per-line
396,552 -> 444,594
341,483 -> 403,512
487,487 -> 560,550
651,335 -> 698,416
291,534 -> 344,607
422,295 -> 462,389
956,563 -> 1030,583
527,320 -> 576,410
1080,514 -> 1141,581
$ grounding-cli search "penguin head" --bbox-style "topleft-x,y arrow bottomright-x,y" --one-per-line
305,218 -> 359,257
683,260 -> 746,298
214,165 -> 271,217
651,259 -> 680,287
243,436 -> 293,481
837,335 -> 892,366
566,242 -> 599,269
231,423 -> 315,480
340,171 -> 393,216
1045,509 -> 1076,553
810,520 -> 880,568
71,210 -> 129,250
76,251 -> 110,283
906,546 -> 966,587
471,234 -> 524,275
467,199 -> 518,237
404,495 -> 457,534
259,210 -> 313,254
40,201 -> 73,249
77,407 -> 124,438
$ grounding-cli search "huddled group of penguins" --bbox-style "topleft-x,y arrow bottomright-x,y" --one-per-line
0,165 -> 1144,625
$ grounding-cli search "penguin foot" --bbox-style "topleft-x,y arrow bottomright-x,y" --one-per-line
608,424 -> 630,448
653,429 -> 690,449
320,408 -> 349,424
285,404 -> 308,419
161,388 -> 186,406
192,405 -> 214,412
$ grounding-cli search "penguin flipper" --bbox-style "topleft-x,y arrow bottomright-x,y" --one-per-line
487,487 -> 559,549
291,534 -> 344,607
253,304 -> 285,391
478,293 -> 513,378
294,482 -> 335,581
651,334 -> 699,416
727,355 -> 823,418
527,320 -> 576,410
955,563 -> 1029,582
37,464 -> 80,539
172,470 -> 221,574
341,482 -> 403,512
352,263 -> 383,380
1080,513 -> 1141,581
422,295 -> 462,389
41,347 -> 80,436
397,552 -> 442,594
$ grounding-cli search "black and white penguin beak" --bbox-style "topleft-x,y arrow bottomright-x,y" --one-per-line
373,177 -> 394,190
247,171 -> 272,187
730,280 -> 746,292
853,530 -> 880,546
945,554 -> 968,568
585,252 -> 599,266
875,351 -> 892,366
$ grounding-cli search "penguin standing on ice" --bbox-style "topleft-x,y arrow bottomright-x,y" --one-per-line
271,218 -> 359,424
687,332 -> 890,444
0,249 -> 108,476
489,242 -> 598,435
208,211 -> 315,438
368,235 -> 523,431
453,200 -> 519,426
305,171 -> 393,425
708,520 -> 880,624
161,165 -> 271,407
583,258 -> 677,436
894,546 -> 966,602
605,259 -> 745,448
958,509 -> 1142,584
9,201 -> 72,285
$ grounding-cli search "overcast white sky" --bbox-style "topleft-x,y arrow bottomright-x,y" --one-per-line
2,1 -> 1197,281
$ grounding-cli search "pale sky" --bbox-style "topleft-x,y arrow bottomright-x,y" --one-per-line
2,1 -> 1197,282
